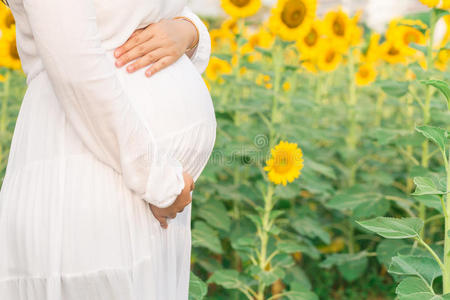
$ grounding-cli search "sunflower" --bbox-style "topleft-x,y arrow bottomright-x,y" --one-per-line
264,141 -> 304,185
210,27 -> 238,52
0,5 -> 15,30
435,49 -> 449,71
268,0 -> 317,41
362,33 -> 381,63
247,26 -> 275,49
316,42 -> 342,72
386,19 -> 426,55
379,40 -> 407,64
355,63 -> 377,86
301,60 -> 318,73
205,57 -> 232,82
323,8 -> 353,52
256,73 -> 271,86
241,25 -> 275,58
221,0 -> 261,18
296,19 -> 324,59
419,0 -> 440,7
442,0 -> 450,8
220,18 -> 241,35
0,25 -> 21,70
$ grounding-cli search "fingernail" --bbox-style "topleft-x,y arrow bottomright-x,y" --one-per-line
146,70 -> 152,77
127,65 -> 134,72
114,50 -> 121,57
115,60 -> 122,67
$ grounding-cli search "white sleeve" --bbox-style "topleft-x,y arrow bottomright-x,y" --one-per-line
178,6 -> 212,74
22,0 -> 185,208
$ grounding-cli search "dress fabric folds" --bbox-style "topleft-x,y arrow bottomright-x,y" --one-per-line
0,0 -> 216,299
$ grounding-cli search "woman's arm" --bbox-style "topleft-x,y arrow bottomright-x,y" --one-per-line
22,0 -> 186,208
113,5 -> 212,76
177,6 -> 212,74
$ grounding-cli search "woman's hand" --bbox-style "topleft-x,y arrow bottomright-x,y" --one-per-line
114,18 -> 198,77
149,172 -> 195,229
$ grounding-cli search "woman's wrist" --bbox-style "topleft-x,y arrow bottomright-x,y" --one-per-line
173,16 -> 199,53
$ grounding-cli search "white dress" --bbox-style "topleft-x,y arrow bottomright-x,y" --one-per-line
0,0 -> 216,299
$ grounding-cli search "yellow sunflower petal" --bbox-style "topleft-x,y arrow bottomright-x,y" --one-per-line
221,0 -> 262,18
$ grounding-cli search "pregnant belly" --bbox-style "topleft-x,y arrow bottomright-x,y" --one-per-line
106,50 -> 216,139
105,50 -> 217,180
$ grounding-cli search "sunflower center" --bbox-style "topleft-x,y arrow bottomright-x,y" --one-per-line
388,46 -> 399,56
281,0 -> 307,29
10,39 -> 19,60
304,28 -> 318,46
404,32 -> 418,44
359,68 -> 369,78
273,152 -> 293,174
5,14 -> 15,28
325,50 -> 336,63
332,16 -> 346,36
230,0 -> 251,7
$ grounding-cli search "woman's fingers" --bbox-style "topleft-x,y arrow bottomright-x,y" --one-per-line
116,38 -> 162,68
114,27 -> 147,58
155,214 -> 168,229
145,56 -> 175,77
126,47 -> 167,73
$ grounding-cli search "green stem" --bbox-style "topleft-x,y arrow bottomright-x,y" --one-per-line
374,93 -> 385,126
257,184 -> 274,300
419,9 -> 437,239
444,148 -> 450,293
269,42 -> 283,148
348,218 -> 355,254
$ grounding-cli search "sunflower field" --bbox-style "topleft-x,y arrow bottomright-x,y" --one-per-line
1,0 -> 450,299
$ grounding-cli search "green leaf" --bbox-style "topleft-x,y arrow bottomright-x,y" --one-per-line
207,269 -> 248,290
414,194 -> 444,212
320,252 -> 368,282
192,221 -> 223,254
410,43 -> 428,55
337,255 -> 368,282
354,196 -> 390,219
246,213 -> 262,228
404,11 -> 430,27
396,277 -> 432,299
420,79 -> 450,108
231,235 -> 257,254
189,272 -> 208,300
249,265 -> 285,285
276,240 -> 320,259
416,125 -> 448,153
285,267 -> 312,290
413,177 -> 446,196
377,80 -> 410,97
376,239 -> 408,266
291,217 -> 330,244
197,201 -> 231,232
357,217 -> 423,239
307,160 -> 337,180
371,128 -> 411,145
284,288 -> 319,300
433,8 -> 450,23
327,185 -> 386,217
389,255 -> 442,286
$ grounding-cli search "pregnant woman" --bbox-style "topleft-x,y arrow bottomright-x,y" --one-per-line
0,0 -> 216,299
